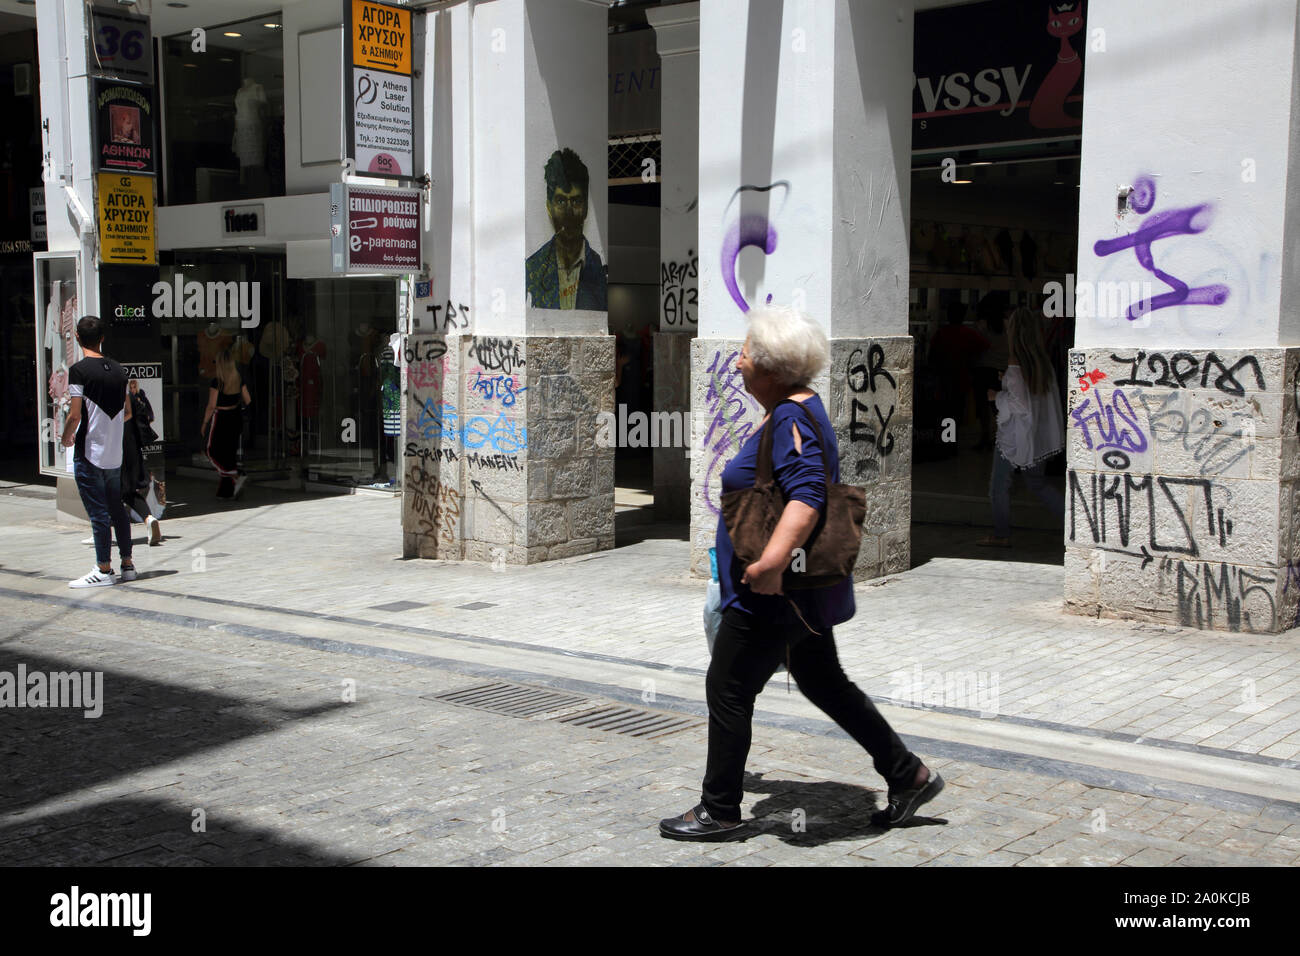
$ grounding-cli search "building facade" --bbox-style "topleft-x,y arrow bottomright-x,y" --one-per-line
23,0 -> 1300,633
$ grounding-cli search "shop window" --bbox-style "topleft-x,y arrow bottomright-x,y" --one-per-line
162,15 -> 285,205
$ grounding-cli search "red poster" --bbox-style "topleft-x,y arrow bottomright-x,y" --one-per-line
346,187 -> 421,273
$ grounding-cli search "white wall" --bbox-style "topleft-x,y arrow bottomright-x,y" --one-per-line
283,0 -> 347,196
471,0 -> 528,335
523,0 -> 608,336
1077,0 -> 1299,348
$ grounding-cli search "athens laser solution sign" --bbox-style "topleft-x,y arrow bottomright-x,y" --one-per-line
346,0 -> 414,179
331,184 -> 421,274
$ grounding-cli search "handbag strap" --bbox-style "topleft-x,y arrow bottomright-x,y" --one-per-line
755,397 -> 833,490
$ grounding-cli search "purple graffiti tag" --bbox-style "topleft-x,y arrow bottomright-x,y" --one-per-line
1070,387 -> 1148,454
701,349 -> 759,516
719,216 -> 778,313
1093,176 -> 1230,321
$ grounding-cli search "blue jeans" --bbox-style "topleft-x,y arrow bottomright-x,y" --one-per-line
990,450 -> 1065,538
74,460 -> 133,567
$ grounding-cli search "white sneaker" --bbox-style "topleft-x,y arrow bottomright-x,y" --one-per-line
70,567 -> 115,588
147,515 -> 162,546
118,565 -> 138,582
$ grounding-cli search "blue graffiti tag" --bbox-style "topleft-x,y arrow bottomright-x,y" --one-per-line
412,397 -> 527,453
469,369 -> 528,407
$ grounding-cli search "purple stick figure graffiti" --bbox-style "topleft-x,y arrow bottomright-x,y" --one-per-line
1092,176 -> 1230,322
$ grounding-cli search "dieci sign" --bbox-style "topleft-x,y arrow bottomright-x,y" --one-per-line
95,80 -> 155,174
346,0 -> 415,178
330,183 -> 421,274
97,173 -> 155,264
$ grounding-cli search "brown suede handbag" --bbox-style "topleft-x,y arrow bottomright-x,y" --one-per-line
720,398 -> 866,590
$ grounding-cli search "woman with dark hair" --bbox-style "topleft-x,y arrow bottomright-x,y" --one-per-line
121,379 -> 162,549
979,307 -> 1065,547
658,305 -> 943,841
202,348 -> 251,500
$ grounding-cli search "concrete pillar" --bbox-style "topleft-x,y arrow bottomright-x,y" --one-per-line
647,3 -> 699,522
403,0 -> 615,565
690,0 -> 914,578
1065,0 -> 1300,633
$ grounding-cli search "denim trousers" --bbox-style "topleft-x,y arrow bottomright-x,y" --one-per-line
74,460 -> 133,567
989,449 -> 1065,538
701,605 -> 920,821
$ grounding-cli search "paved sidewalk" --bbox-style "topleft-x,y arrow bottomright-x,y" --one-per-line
2,481 -> 1299,865
7,482 -> 1299,760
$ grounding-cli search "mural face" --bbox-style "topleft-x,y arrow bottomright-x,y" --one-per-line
525,147 -> 607,310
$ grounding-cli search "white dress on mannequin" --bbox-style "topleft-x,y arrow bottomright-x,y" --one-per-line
232,78 -> 267,167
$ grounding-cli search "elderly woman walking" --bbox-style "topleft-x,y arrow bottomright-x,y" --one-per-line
659,306 -> 943,840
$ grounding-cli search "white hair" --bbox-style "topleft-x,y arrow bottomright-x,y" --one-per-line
746,305 -> 829,387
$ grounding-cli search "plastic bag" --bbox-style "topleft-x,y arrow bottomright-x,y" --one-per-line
704,580 -> 723,656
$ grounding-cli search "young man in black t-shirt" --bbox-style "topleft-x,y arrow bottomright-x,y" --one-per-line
61,315 -> 138,587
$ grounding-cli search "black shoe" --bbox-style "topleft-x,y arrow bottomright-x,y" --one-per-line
871,768 -> 945,827
659,803 -> 745,841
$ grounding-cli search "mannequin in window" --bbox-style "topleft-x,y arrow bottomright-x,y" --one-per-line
233,75 -> 268,191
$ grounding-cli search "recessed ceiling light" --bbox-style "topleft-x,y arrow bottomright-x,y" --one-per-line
224,32 -> 242,37
219,57 -> 232,62
969,161 -> 993,167
952,179 -> 972,184
183,63 -> 197,68
264,23 -> 281,29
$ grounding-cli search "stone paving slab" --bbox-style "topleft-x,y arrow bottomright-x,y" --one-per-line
1,600 -> 1297,866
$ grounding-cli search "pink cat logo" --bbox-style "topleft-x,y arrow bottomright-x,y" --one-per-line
1028,1 -> 1084,129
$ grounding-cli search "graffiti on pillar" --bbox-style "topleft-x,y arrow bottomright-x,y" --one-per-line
661,251 -> 698,326
407,465 -> 461,544
701,348 -> 760,516
1284,559 -> 1300,630
468,366 -> 527,407
409,396 -> 528,453
1070,388 -> 1148,455
719,181 -> 790,312
1068,471 -> 1235,565
846,344 -> 897,477
1160,557 -> 1277,634
1092,176 -> 1231,322
1109,351 -> 1264,396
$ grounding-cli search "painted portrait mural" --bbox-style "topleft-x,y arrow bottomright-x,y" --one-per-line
525,147 -> 607,310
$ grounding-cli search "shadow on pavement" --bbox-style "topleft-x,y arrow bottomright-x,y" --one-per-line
0,649 -> 346,819
0,796 -> 363,865
741,771 -> 947,846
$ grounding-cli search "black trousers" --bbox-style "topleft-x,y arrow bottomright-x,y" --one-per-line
701,605 -> 920,821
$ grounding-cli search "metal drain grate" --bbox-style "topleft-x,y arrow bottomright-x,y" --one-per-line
429,682 -> 588,718
555,705 -> 701,739
455,601 -> 497,611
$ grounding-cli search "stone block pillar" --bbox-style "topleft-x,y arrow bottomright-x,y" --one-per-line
403,0 -> 614,565
1064,0 -> 1300,633
690,0 -> 914,578
647,3 -> 700,522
